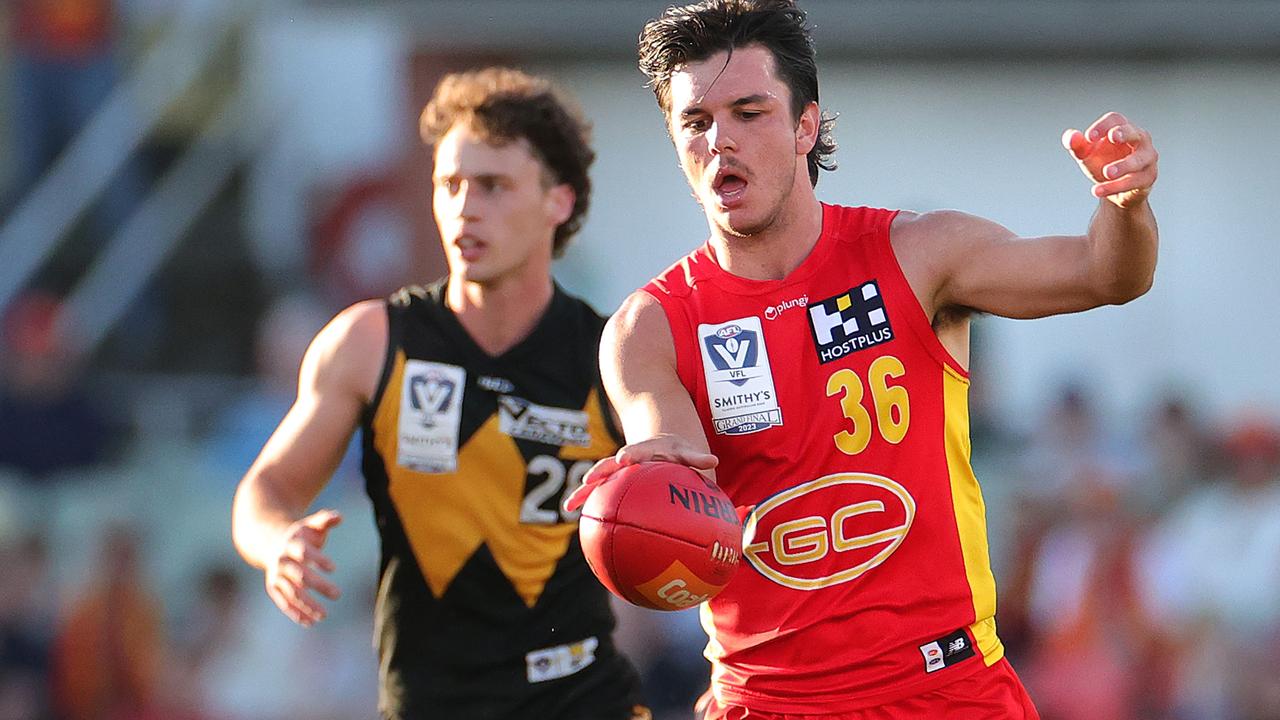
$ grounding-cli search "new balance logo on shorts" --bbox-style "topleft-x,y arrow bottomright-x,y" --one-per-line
919,628 -> 977,674
808,281 -> 893,363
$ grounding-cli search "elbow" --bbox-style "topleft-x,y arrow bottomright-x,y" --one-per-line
1098,268 -> 1155,305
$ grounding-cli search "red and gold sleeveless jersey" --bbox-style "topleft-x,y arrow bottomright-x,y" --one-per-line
642,204 -> 1003,713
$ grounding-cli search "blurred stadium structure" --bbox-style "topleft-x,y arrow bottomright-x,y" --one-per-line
1,2 -> 1279,719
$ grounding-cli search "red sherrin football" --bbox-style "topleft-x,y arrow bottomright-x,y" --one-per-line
579,461 -> 742,611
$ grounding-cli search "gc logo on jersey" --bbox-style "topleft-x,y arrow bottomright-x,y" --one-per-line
697,317 -> 782,436
742,472 -> 916,590
808,281 -> 893,364
398,360 -> 465,473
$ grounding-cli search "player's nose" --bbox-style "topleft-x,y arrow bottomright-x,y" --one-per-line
707,120 -> 737,155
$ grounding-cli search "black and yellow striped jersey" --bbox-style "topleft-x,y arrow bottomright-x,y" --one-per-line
359,280 -> 645,719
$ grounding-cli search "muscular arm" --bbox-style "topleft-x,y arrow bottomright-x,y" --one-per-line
896,112 -> 1159,322
565,291 -> 716,510
603,292 -> 713,457
231,299 -> 386,624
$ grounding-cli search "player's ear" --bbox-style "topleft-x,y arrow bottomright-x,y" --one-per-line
545,183 -> 575,227
795,101 -> 820,156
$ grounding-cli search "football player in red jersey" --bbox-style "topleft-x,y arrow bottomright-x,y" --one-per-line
565,1 -> 1157,718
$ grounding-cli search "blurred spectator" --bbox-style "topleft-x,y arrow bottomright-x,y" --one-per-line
1137,415 -> 1280,719
201,291 -> 360,490
167,562 -> 376,720
1132,394 -> 1209,517
1022,468 -> 1171,720
5,0 -> 146,239
50,524 -> 165,720
1020,383 -> 1113,502
0,290 -> 118,478
0,533 -> 54,720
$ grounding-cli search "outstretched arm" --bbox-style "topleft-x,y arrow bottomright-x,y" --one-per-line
896,111 -> 1159,322
231,300 -> 386,625
565,291 -> 716,511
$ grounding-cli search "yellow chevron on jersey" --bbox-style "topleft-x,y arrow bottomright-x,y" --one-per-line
372,349 -> 619,607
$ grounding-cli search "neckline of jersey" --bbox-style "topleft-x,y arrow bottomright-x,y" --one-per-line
429,278 -> 568,364
693,202 -> 836,296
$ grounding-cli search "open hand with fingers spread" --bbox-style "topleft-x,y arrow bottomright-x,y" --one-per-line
1062,111 -> 1158,209
564,434 -> 719,513
265,509 -> 343,626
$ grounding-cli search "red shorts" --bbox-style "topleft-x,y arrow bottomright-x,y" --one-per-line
699,658 -> 1040,720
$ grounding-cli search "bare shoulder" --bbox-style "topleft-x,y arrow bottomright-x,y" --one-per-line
890,209 -> 1015,250
609,289 -> 666,336
601,290 -> 676,385
890,209 -> 1017,318
302,299 -> 388,404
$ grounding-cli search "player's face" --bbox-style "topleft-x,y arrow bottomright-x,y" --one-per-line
432,125 -> 571,285
667,44 -> 816,239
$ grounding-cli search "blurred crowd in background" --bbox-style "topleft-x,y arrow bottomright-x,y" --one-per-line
2,2 -> 1279,720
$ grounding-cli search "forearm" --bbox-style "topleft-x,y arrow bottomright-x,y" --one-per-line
1086,197 -> 1158,303
231,472 -> 305,570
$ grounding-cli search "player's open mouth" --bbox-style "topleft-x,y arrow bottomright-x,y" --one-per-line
713,170 -> 748,208
455,235 -> 486,262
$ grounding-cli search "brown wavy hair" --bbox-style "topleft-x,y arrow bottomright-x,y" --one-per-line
420,68 -> 595,255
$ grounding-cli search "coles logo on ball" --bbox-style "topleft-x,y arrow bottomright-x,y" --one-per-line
635,560 -> 722,610
742,472 -> 916,591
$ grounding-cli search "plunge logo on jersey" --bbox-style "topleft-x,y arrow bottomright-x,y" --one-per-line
808,281 -> 893,364
497,395 -> 591,447
398,360 -> 465,473
697,317 -> 782,436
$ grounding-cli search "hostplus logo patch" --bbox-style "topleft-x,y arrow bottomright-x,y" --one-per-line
807,281 -> 893,364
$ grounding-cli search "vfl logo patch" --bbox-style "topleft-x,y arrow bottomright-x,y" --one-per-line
742,472 -> 916,590
702,324 -> 759,387
698,317 -> 782,436
497,396 -> 591,447
807,281 -> 893,364
398,360 -> 465,473
919,629 -> 976,674
408,369 -> 457,426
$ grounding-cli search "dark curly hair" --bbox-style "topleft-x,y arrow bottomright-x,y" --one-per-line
638,0 -> 837,186
420,68 -> 594,256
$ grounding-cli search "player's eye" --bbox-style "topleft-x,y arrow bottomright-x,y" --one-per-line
683,118 -> 709,133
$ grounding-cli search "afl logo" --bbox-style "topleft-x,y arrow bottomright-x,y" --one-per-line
716,325 -> 743,339
742,472 -> 916,590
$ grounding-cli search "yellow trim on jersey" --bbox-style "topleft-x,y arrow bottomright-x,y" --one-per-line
942,366 -> 1004,666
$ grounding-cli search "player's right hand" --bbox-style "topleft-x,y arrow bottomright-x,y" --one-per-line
564,435 -> 718,513
265,509 -> 343,626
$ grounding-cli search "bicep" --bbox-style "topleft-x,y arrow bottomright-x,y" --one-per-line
900,211 -> 1103,320
601,292 -> 711,453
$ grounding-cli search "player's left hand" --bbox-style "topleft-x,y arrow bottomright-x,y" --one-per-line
564,434 -> 718,513
1062,112 -> 1158,209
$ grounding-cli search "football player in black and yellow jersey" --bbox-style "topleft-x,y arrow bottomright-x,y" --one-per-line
232,68 -> 649,720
